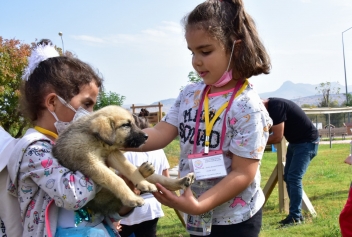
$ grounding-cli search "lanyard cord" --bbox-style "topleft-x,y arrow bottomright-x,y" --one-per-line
204,89 -> 229,153
192,79 -> 248,154
34,126 -> 58,140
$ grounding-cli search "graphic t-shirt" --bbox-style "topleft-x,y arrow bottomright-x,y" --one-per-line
162,81 -> 272,225
7,129 -> 100,237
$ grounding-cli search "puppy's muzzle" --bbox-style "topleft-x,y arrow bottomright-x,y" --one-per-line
125,132 -> 148,148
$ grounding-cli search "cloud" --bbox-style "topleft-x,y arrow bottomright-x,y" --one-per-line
142,29 -> 167,38
158,21 -> 183,34
330,0 -> 352,7
71,21 -> 184,47
299,0 -> 352,7
143,21 -> 182,37
71,35 -> 106,43
272,49 -> 337,56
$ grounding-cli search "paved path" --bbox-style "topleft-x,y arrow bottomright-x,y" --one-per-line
319,139 -> 351,144
169,165 -> 179,179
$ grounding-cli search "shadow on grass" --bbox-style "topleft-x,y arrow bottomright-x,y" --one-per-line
309,190 -> 348,201
157,223 -> 188,237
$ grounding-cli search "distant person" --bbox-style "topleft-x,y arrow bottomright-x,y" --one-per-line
262,97 -> 319,227
340,153 -> 352,236
339,185 -> 352,237
324,124 -> 335,129
119,114 -> 170,237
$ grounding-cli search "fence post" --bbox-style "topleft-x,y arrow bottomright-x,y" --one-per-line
263,137 -> 317,216
277,138 -> 289,213
158,102 -> 162,122
131,104 -> 135,114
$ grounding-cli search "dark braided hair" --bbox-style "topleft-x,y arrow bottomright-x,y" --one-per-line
183,0 -> 271,78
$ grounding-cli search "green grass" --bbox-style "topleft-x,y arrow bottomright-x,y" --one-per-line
158,143 -> 352,237
163,138 -> 180,168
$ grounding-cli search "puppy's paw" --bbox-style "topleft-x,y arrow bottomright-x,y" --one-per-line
121,195 -> 145,207
139,162 -> 155,178
180,172 -> 195,189
136,180 -> 157,193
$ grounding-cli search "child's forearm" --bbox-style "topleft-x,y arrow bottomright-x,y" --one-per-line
181,155 -> 259,215
124,121 -> 178,152
118,206 -> 135,216
196,162 -> 258,214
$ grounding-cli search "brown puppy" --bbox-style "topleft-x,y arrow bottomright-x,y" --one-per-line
52,105 -> 194,215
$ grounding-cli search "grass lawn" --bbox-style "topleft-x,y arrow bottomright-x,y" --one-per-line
157,141 -> 352,237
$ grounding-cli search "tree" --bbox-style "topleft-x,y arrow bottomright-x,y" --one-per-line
0,37 -> 31,137
180,71 -> 202,91
301,104 -> 316,108
344,93 -> 352,106
315,81 -> 341,107
315,81 -> 344,126
94,90 -> 126,110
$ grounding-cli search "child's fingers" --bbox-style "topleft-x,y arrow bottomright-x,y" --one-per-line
154,183 -> 199,214
154,183 -> 172,196
153,183 -> 177,207
182,185 -> 194,198
112,221 -> 122,232
118,175 -> 140,195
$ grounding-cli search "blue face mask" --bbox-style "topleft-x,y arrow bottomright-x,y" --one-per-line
49,95 -> 91,134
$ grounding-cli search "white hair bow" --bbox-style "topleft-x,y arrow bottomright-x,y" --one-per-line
22,44 -> 60,81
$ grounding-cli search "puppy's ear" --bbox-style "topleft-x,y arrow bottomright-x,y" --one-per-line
90,115 -> 116,146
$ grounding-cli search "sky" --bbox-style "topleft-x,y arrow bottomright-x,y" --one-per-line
1,0 -> 352,105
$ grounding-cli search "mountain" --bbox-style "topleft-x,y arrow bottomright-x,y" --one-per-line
290,94 -> 345,106
151,98 -> 175,113
259,81 -> 317,99
124,81 -> 351,114
258,80 -> 351,100
259,80 -> 350,106
123,98 -> 175,114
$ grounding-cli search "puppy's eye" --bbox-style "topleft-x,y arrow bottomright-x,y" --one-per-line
120,123 -> 131,128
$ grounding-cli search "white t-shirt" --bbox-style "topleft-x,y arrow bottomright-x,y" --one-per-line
0,127 -> 23,237
0,127 -> 17,171
120,149 -> 170,225
162,81 -> 272,225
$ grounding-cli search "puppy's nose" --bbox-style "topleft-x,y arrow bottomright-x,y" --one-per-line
144,133 -> 148,140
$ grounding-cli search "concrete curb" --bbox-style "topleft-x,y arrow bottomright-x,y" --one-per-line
319,140 -> 351,144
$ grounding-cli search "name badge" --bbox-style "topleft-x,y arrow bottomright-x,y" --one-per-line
188,150 -> 227,180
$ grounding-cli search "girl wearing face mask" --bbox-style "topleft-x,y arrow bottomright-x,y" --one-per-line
125,1 -> 272,236
49,95 -> 92,135
7,40 -> 132,237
